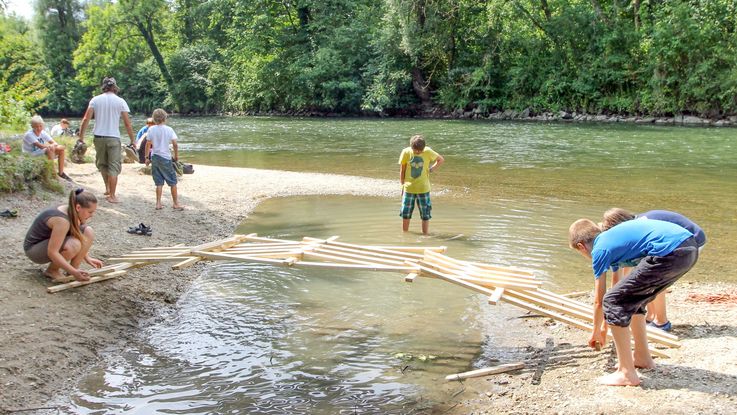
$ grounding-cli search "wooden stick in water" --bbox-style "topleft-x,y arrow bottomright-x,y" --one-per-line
445,362 -> 525,381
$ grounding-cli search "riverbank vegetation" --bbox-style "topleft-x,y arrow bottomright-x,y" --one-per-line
1,0 -> 736,129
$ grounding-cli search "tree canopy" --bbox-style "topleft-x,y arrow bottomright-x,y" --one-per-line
2,0 -> 736,125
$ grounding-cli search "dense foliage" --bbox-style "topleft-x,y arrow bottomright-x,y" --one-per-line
2,0 -> 736,126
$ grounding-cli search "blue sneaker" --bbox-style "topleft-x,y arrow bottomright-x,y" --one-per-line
648,320 -> 672,332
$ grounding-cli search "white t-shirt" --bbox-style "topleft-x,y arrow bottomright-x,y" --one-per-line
89,92 -> 130,138
22,129 -> 54,153
147,124 -> 178,160
49,124 -> 65,137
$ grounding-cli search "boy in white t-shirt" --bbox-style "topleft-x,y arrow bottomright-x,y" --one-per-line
22,115 -> 71,180
144,108 -> 183,210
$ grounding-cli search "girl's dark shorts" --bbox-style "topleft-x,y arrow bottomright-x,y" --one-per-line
603,237 -> 698,327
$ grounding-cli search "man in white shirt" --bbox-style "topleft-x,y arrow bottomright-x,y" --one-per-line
22,115 -> 71,180
78,77 -> 136,203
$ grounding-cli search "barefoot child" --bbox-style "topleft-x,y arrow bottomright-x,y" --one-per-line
601,208 -> 707,331
144,109 -> 183,210
398,135 -> 444,235
568,218 -> 698,386
24,189 -> 104,282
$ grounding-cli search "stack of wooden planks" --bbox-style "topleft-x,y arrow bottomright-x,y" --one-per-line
48,233 -> 681,355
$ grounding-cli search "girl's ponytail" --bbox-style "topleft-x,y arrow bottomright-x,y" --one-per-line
67,188 -> 97,242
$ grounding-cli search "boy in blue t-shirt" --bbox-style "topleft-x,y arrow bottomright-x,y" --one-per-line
568,218 -> 698,386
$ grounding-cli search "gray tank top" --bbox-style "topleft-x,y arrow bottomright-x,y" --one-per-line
23,208 -> 79,251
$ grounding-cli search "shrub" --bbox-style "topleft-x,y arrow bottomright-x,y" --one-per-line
0,141 -> 63,193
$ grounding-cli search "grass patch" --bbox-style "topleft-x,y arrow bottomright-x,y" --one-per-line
0,138 -> 64,194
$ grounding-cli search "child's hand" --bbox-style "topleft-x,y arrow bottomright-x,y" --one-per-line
588,329 -> 606,350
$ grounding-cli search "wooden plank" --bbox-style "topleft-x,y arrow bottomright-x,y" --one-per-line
404,273 -> 418,282
419,261 -> 541,290
312,246 -> 409,266
295,261 -> 418,273
172,256 -> 203,270
445,362 -> 525,381
193,251 -> 296,266
303,237 -> 426,259
223,247 -> 304,255
107,256 -> 199,263
424,250 -> 537,280
232,242 -> 301,249
308,243 -> 416,264
47,270 -> 128,293
416,265 -> 496,297
231,250 -> 304,259
489,287 -> 505,305
244,235 -> 301,244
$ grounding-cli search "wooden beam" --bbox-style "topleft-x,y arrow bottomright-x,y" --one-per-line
47,270 -> 128,293
172,256 -> 203,270
445,362 -> 525,381
308,243 -> 416,264
489,287 -> 505,305
193,251 -> 296,266
295,261 -> 418,273
416,265 -> 496,297
405,273 -> 418,282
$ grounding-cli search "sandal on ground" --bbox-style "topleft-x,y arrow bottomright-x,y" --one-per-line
58,172 -> 72,181
1,209 -> 18,218
127,223 -> 152,236
647,320 -> 672,332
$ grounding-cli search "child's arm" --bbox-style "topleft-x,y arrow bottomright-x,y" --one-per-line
589,273 -> 608,349
144,140 -> 152,166
172,140 -> 178,161
399,163 -> 406,192
429,154 -> 445,173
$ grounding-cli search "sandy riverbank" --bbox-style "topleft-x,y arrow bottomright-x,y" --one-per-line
0,161 -> 735,414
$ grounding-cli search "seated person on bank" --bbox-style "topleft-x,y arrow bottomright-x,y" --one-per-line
22,115 -> 71,180
24,188 -> 104,282
50,118 -> 73,138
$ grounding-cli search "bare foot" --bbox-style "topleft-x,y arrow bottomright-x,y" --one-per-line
633,356 -> 656,370
173,205 -> 184,211
106,196 -> 121,204
43,270 -> 73,283
104,191 -> 110,196
598,371 -> 640,386
155,205 -> 163,210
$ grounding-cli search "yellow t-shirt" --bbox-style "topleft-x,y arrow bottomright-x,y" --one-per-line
398,146 -> 439,194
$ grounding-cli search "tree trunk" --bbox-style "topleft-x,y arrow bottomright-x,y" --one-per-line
633,0 -> 641,31
540,0 -> 551,20
411,66 -> 432,107
133,17 -> 175,92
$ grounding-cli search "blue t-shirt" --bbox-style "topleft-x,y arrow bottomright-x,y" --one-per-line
638,210 -> 706,247
591,219 -> 693,279
135,126 -> 150,148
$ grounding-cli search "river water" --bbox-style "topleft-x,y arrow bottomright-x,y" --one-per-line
69,117 -> 736,413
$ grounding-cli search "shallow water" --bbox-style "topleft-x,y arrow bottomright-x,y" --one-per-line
69,117 -> 736,413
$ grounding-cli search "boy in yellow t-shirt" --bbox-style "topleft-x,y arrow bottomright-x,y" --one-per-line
399,135 -> 445,234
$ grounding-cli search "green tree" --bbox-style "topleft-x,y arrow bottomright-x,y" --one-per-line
34,0 -> 87,114
0,15 -> 49,130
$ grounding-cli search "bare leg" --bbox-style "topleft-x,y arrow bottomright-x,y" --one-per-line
156,185 -> 164,209
45,238 -> 81,281
171,186 -> 182,209
56,147 -> 65,174
402,218 -> 410,232
70,228 -> 95,268
421,219 -> 429,235
101,171 -> 110,195
647,292 -> 668,325
630,314 -> 656,369
107,175 -> 120,203
599,325 -> 641,386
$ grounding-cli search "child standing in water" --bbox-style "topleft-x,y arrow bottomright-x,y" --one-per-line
398,135 -> 444,235
144,109 -> 183,210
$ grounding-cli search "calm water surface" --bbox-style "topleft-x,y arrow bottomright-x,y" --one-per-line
70,117 -> 736,413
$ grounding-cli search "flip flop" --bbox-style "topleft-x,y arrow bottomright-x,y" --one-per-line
1,209 -> 18,218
